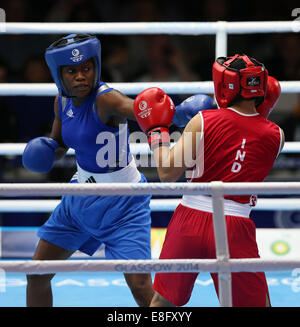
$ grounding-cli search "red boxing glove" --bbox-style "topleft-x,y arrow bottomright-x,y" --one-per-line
257,76 -> 281,119
133,87 -> 175,150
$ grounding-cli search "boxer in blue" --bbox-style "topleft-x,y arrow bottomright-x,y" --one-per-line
23,34 -> 215,307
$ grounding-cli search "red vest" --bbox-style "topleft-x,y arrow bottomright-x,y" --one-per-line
188,108 -> 282,205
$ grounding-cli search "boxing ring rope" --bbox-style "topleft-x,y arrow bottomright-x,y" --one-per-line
2,21 -> 298,34
1,258 -> 299,274
1,20 -> 299,57
0,181 -> 300,307
0,197 -> 299,212
0,81 -> 300,96
0,141 -> 299,156
1,181 -> 300,196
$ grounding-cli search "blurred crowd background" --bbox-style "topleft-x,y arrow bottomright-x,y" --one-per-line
0,0 -> 299,226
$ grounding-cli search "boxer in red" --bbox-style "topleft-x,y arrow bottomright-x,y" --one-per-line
133,54 -> 284,307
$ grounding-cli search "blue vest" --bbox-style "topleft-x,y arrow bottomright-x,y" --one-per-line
58,82 -> 131,173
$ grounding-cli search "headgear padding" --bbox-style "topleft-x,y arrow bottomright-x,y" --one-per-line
45,34 -> 101,97
212,54 -> 268,108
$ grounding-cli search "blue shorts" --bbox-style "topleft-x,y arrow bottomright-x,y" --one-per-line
38,174 -> 152,259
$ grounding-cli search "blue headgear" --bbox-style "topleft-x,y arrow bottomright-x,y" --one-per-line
45,34 -> 101,97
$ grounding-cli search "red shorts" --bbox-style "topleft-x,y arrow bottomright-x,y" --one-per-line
153,204 -> 269,307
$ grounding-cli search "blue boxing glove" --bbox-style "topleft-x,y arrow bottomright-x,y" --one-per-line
172,94 -> 217,127
22,137 -> 59,173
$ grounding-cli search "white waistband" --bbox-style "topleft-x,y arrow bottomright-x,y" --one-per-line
76,156 -> 141,183
181,194 -> 252,218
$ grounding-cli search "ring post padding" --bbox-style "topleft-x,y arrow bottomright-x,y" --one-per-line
211,181 -> 232,307
215,21 -> 228,58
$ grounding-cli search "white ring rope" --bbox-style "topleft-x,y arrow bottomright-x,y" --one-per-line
0,82 -> 214,96
1,21 -> 299,35
0,81 -> 299,95
0,141 -> 298,155
0,198 -> 298,212
0,181 -> 299,197
0,258 -> 300,275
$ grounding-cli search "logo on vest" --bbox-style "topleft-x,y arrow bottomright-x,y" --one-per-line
66,109 -> 74,118
85,176 -> 96,183
70,48 -> 84,63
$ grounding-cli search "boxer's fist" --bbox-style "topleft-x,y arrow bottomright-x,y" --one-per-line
22,137 -> 59,173
134,87 -> 175,133
173,94 -> 216,127
134,87 -> 175,150
257,76 -> 281,119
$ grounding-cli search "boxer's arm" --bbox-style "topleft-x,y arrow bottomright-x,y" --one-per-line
95,90 -> 215,127
96,89 -> 135,123
50,95 -> 69,160
153,114 -> 203,182
133,87 -> 203,182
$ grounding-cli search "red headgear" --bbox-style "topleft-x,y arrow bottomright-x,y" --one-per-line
212,54 -> 268,108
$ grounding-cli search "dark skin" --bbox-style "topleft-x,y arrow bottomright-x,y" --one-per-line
26,59 -> 154,307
